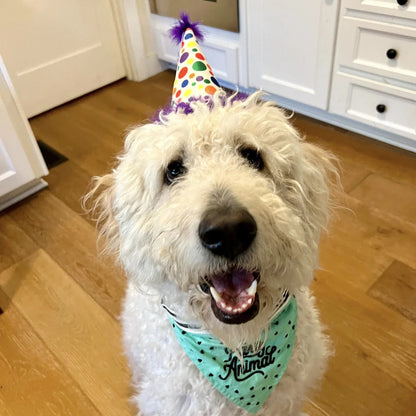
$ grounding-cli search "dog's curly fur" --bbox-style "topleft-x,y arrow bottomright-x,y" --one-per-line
85,91 -> 337,416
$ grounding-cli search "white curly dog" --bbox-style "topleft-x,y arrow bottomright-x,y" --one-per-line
88,91 -> 335,416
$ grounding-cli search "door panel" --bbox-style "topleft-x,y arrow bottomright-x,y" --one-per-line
0,0 -> 125,117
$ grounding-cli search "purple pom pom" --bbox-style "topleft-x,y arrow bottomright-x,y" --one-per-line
169,12 -> 204,44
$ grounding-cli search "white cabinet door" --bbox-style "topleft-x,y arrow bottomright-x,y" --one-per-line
0,57 -> 48,201
0,0 -> 125,118
247,0 -> 339,109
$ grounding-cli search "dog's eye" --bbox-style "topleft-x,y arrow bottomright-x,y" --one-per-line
164,160 -> 187,185
239,147 -> 264,171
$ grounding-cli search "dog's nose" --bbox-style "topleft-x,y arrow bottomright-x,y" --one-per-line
198,207 -> 257,259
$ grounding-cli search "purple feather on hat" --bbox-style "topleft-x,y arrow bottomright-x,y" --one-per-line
169,12 -> 204,44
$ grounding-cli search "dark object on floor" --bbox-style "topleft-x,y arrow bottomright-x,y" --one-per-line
37,140 -> 68,169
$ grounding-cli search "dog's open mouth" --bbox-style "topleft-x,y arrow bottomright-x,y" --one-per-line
201,269 -> 260,324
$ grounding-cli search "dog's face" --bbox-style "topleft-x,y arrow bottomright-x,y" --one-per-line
91,93 -> 334,350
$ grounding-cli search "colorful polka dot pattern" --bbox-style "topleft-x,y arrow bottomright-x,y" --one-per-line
172,28 -> 221,107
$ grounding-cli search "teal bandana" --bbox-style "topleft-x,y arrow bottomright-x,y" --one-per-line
166,294 -> 297,414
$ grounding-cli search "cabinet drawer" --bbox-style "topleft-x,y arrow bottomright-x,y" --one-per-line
344,0 -> 416,20
330,73 -> 416,140
337,17 -> 416,83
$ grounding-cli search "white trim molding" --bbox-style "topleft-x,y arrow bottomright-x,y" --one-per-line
113,0 -> 167,81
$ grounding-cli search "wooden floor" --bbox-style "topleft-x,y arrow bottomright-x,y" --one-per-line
1,70 -> 415,415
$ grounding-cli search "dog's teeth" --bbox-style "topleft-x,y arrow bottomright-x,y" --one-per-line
241,302 -> 248,310
247,280 -> 257,296
210,287 -> 221,303
220,302 -> 227,309
248,297 -> 253,305
226,306 -> 233,312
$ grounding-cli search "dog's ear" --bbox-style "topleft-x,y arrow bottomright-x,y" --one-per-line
83,173 -> 120,256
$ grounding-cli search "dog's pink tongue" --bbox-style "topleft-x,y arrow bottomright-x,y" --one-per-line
211,269 -> 254,297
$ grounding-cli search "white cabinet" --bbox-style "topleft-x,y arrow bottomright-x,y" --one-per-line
0,57 -> 48,211
246,0 -> 339,109
330,0 -> 416,142
143,0 -> 416,151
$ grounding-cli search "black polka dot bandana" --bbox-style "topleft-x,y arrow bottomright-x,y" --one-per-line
168,296 -> 297,413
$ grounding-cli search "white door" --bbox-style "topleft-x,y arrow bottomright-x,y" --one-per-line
0,56 -> 48,201
247,0 -> 339,109
0,0 -> 125,118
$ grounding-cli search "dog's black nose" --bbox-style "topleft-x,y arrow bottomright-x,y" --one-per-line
198,207 -> 257,259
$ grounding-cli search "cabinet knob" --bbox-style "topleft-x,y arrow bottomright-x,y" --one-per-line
397,0 -> 408,5
386,49 -> 397,59
376,104 -> 386,114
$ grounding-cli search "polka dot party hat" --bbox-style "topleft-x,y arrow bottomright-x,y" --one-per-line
169,13 -> 223,108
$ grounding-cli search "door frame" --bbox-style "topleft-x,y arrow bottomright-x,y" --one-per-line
112,0 -> 166,81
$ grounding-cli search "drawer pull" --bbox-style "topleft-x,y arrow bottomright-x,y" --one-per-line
396,0 -> 408,5
386,49 -> 397,59
376,104 -> 386,114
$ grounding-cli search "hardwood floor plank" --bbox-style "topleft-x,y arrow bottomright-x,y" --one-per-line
315,331 -> 415,416
79,79 -> 171,123
337,159 -> 371,193
30,91 -> 133,177
44,160 -> 95,217
8,190 -> 125,320
0,214 -> 38,274
0,250 -> 134,416
318,201 -> 394,291
343,195 -> 416,270
319,192 -> 416,294
313,270 -> 416,392
303,399 -> 331,416
349,174 -> 416,224
30,108 -> 123,177
0,288 -> 101,416
368,261 -> 416,322
109,77 -> 172,113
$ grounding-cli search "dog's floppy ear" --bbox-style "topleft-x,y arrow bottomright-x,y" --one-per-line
83,173 -> 120,256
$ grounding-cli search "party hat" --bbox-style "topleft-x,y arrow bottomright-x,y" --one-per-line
169,13 -> 223,108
